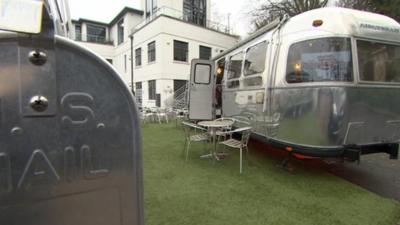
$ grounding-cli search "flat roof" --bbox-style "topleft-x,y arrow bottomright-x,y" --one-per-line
72,7 -> 143,27
130,14 -> 239,39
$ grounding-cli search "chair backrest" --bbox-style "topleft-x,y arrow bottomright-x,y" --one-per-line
232,116 -> 251,126
232,127 -> 252,147
181,121 -> 206,138
181,121 -> 192,140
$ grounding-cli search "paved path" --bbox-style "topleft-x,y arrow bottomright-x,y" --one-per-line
324,153 -> 400,202
249,140 -> 400,202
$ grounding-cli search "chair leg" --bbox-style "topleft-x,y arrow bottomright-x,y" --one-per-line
185,141 -> 191,161
182,138 -> 187,156
240,147 -> 243,174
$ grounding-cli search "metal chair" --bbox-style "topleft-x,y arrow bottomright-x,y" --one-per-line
214,117 -> 236,142
182,121 -> 210,161
174,109 -> 188,127
156,108 -> 169,123
218,127 -> 252,174
142,107 -> 156,123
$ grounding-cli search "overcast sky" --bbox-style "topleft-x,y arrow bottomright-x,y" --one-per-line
68,0 -> 337,37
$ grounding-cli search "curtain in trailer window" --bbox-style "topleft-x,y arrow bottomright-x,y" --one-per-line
244,41 -> 267,76
243,41 -> 267,87
227,52 -> 243,79
226,52 -> 243,88
357,40 -> 400,83
286,37 -> 353,83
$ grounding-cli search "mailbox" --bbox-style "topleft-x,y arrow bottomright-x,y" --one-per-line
0,1 -> 144,225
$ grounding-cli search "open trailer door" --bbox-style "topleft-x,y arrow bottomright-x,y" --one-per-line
189,59 -> 215,120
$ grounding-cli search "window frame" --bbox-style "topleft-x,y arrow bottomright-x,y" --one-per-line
199,45 -> 212,60
225,51 -> 244,89
284,36 -> 355,85
124,54 -> 127,73
174,40 -> 189,62
135,82 -> 142,90
148,80 -> 156,100
194,63 -> 212,85
75,24 -> 82,41
135,47 -> 142,67
117,19 -> 124,45
355,37 -> 400,86
86,24 -> 106,43
242,41 -> 267,87
148,41 -> 156,63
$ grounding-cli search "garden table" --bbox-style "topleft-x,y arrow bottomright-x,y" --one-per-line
198,120 -> 234,160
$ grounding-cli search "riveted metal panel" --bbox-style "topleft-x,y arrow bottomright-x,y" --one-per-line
0,35 -> 144,225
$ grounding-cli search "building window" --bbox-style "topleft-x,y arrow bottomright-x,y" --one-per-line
135,48 -> 142,66
75,24 -> 81,41
146,0 -> 157,17
148,41 -> 156,63
199,45 -> 212,59
124,55 -> 127,72
86,24 -> 106,43
148,80 -> 156,100
136,82 -> 142,90
174,40 -> 189,62
106,58 -> 113,64
117,19 -> 124,45
183,0 -> 206,26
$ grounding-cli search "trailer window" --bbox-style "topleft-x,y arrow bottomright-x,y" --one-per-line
226,52 -> 243,88
286,37 -> 353,83
194,64 -> 211,84
244,41 -> 267,76
357,40 -> 400,83
227,52 -> 243,79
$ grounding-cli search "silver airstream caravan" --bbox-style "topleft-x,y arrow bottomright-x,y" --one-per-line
189,7 -> 400,161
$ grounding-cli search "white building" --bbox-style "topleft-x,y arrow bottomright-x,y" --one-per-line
71,0 -> 238,108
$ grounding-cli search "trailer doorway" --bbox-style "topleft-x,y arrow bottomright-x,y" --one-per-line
188,59 -> 215,120
216,58 -> 225,117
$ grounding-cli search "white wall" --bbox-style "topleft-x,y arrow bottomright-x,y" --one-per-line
72,5 -> 238,108
109,12 -> 143,47
76,41 -> 115,60
133,16 -> 238,83
130,16 -> 238,107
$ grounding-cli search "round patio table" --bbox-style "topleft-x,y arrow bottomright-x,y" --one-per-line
198,120 -> 234,160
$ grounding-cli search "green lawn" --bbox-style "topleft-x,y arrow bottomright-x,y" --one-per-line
142,122 -> 400,225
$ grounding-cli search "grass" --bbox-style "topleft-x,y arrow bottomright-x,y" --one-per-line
142,122 -> 400,225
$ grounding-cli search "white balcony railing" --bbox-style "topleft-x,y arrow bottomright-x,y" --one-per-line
132,6 -> 233,35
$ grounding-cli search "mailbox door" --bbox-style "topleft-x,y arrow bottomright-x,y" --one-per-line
0,35 -> 144,225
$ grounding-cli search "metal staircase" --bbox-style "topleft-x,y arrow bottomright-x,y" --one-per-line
164,83 -> 188,109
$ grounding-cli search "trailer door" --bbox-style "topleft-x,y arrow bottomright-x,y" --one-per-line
189,59 -> 215,120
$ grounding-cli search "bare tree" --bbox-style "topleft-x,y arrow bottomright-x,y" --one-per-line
251,0 -> 329,29
337,0 -> 376,11
337,0 -> 400,22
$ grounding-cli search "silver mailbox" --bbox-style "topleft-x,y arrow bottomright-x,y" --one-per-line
0,1 -> 144,225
